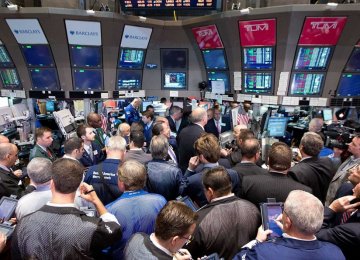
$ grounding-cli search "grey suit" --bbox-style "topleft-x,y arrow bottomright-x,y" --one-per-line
124,149 -> 152,165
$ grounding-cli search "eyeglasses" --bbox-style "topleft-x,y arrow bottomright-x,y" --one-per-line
181,234 -> 193,246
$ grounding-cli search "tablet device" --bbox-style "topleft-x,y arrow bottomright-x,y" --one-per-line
80,207 -> 96,217
0,223 -> 14,237
260,202 -> 283,238
176,196 -> 199,212
0,197 -> 18,221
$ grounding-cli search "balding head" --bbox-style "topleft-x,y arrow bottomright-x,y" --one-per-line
131,98 -> 142,109
308,118 -> 324,133
0,135 -> 9,143
190,107 -> 207,126
0,143 -> 18,167
117,123 -> 130,137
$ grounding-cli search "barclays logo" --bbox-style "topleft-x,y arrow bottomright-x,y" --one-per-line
124,34 -> 147,40
70,31 -> 75,35
13,29 -> 41,34
70,30 -> 98,36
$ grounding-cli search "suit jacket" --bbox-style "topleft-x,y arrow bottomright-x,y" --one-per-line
204,117 -> 232,138
166,116 -> 188,135
240,171 -> 313,207
29,144 -> 57,162
177,124 -> 204,173
124,149 -> 152,165
143,122 -> 153,147
232,162 -> 268,182
79,141 -> 106,168
288,157 -> 335,203
0,168 -> 35,199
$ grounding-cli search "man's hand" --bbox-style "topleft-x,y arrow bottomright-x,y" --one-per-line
0,233 -> 6,253
12,169 -> 22,178
220,148 -> 231,157
79,183 -> 100,204
329,195 -> 360,213
255,225 -> 272,242
188,156 -> 200,171
352,182 -> 360,198
173,249 -> 192,260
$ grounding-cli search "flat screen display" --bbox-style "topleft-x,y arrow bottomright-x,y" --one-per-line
207,71 -> 230,93
202,49 -> 228,70
69,45 -> 102,68
161,49 -> 188,69
29,68 -> 59,90
337,73 -> 360,97
117,70 -> 142,90
73,69 -> 103,90
163,72 -> 186,89
21,45 -> 55,67
290,73 -> 324,96
323,109 -> 333,121
294,47 -> 331,71
267,117 -> 288,137
243,72 -> 272,94
0,46 -> 14,68
0,69 -> 21,89
345,47 -> 360,72
120,0 -> 217,10
243,47 -> 273,70
118,48 -> 145,69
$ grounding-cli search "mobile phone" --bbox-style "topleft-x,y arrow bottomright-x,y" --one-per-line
201,253 -> 220,260
260,202 -> 283,239
350,197 -> 360,204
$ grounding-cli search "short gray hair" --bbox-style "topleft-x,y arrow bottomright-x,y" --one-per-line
284,190 -> 323,235
0,143 -> 14,160
300,132 -> 323,157
190,107 -> 207,123
169,106 -> 182,116
117,123 -> 130,136
118,160 -> 147,190
150,135 -> 169,160
308,118 -> 324,133
27,158 -> 52,185
107,136 -> 127,151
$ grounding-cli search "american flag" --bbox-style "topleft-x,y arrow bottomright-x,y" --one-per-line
237,113 -> 250,125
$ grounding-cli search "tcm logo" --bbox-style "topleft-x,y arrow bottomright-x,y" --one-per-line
310,21 -> 338,31
69,30 -> 98,36
244,23 -> 269,32
124,34 -> 148,40
13,29 -> 41,34
196,29 -> 213,37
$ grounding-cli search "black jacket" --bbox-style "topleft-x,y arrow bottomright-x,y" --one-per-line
204,117 -> 231,138
232,162 -> 268,181
0,167 -> 35,199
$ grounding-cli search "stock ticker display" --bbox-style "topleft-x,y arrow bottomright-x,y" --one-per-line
121,0 -> 217,10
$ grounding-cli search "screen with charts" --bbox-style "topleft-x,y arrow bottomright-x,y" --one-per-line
73,69 -> 103,90
207,71 -> 230,92
290,73 -> 324,95
163,72 -> 186,89
29,68 -> 60,90
294,47 -> 332,71
345,47 -> 360,72
267,117 -> 288,137
243,72 -> 273,94
0,69 -> 21,89
337,73 -> 360,97
21,45 -> 55,67
69,45 -> 102,68
161,49 -> 188,69
117,70 -> 142,90
0,46 -> 14,68
202,49 -> 228,70
118,48 -> 145,69
243,47 -> 274,70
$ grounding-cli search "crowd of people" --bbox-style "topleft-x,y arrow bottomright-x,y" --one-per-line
0,97 -> 359,259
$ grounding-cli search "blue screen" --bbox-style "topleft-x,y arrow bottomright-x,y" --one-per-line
243,47 -> 273,69
337,74 -> 360,97
266,205 -> 283,237
0,69 -> 21,89
70,45 -> 102,68
117,70 -> 142,90
73,69 -> 102,90
207,71 -> 230,92
323,109 -> 333,121
243,72 -> 272,94
0,46 -> 14,68
294,47 -> 331,71
290,73 -> 324,95
267,117 -> 288,137
163,72 -> 186,89
21,45 -> 55,67
345,48 -> 360,72
29,68 -> 59,90
202,49 -> 227,70
118,48 -> 145,69
161,49 -> 187,69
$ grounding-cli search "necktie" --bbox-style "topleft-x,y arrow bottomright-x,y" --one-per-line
46,149 -> 53,159
88,147 -> 94,161
216,121 -> 221,134
168,146 -> 177,165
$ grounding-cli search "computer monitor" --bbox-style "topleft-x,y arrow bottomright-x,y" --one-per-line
161,49 -> 188,69
117,70 -> 142,90
73,69 -> 103,90
162,71 -> 187,90
0,69 -> 21,89
289,73 -> 325,96
21,45 -> 55,67
201,49 -> 228,70
0,46 -> 14,68
243,47 -> 274,70
267,117 -> 288,137
345,47 -> 360,72
207,71 -> 230,93
142,101 -> 153,112
293,47 -> 332,71
243,72 -> 273,94
336,73 -> 360,97
118,48 -> 145,69
29,68 -> 60,90
69,45 -> 102,68
323,109 -> 333,121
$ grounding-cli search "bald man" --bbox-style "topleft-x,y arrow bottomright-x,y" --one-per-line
124,98 -> 142,125
87,112 -> 108,149
117,123 -> 131,145
0,135 -> 9,143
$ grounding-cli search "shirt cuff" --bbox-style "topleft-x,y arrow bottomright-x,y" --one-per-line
242,239 -> 260,249
100,212 -> 120,225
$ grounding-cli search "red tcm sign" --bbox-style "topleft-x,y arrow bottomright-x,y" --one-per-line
299,17 -> 347,45
192,25 -> 224,49
239,19 -> 276,47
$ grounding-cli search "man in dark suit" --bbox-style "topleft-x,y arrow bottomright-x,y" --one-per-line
87,112 -> 108,149
166,106 -> 188,136
141,110 -> 155,147
240,142 -> 312,207
178,107 -> 208,173
123,131 -> 152,164
29,127 -> 57,162
288,132 -> 335,203
204,105 -> 231,138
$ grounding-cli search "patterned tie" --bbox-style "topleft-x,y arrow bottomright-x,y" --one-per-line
216,120 -> 221,134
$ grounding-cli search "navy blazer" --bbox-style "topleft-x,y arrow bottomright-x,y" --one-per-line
204,117 -> 232,138
167,116 -> 189,135
143,122 -> 153,147
79,141 -> 106,168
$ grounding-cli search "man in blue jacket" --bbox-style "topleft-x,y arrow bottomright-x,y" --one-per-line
125,98 -> 142,125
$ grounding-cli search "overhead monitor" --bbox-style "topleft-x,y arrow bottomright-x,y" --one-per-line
344,47 -> 360,72
69,45 -> 102,68
294,47 -> 332,71
289,73 -> 325,96
29,68 -> 60,90
336,73 -> 360,97
117,70 -> 142,90
207,71 -> 230,93
323,109 -> 333,121
120,0 -> 217,10
201,49 -> 228,70
243,72 -> 273,94
0,69 -> 21,89
243,47 -> 274,70
73,69 -> 103,90
20,44 -> 55,67
118,48 -> 145,69
267,117 -> 288,137
0,46 -> 14,68
161,49 -> 188,69
163,71 -> 187,90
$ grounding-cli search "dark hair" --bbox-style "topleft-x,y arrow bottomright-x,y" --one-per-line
300,132 -> 324,157
130,122 -> 144,133
142,110 -> 154,120
237,129 -> 255,145
160,97 -> 167,103
268,142 -> 292,171
155,201 -> 198,241
202,166 -> 232,197
146,104 -> 154,111
240,138 -> 260,158
152,122 -> 164,136
35,127 -> 52,140
194,133 -> 220,163
64,137 -> 83,154
130,131 -> 145,148
52,158 -> 84,194
76,124 -> 91,138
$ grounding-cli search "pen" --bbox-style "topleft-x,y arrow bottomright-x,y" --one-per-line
84,189 -> 95,195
